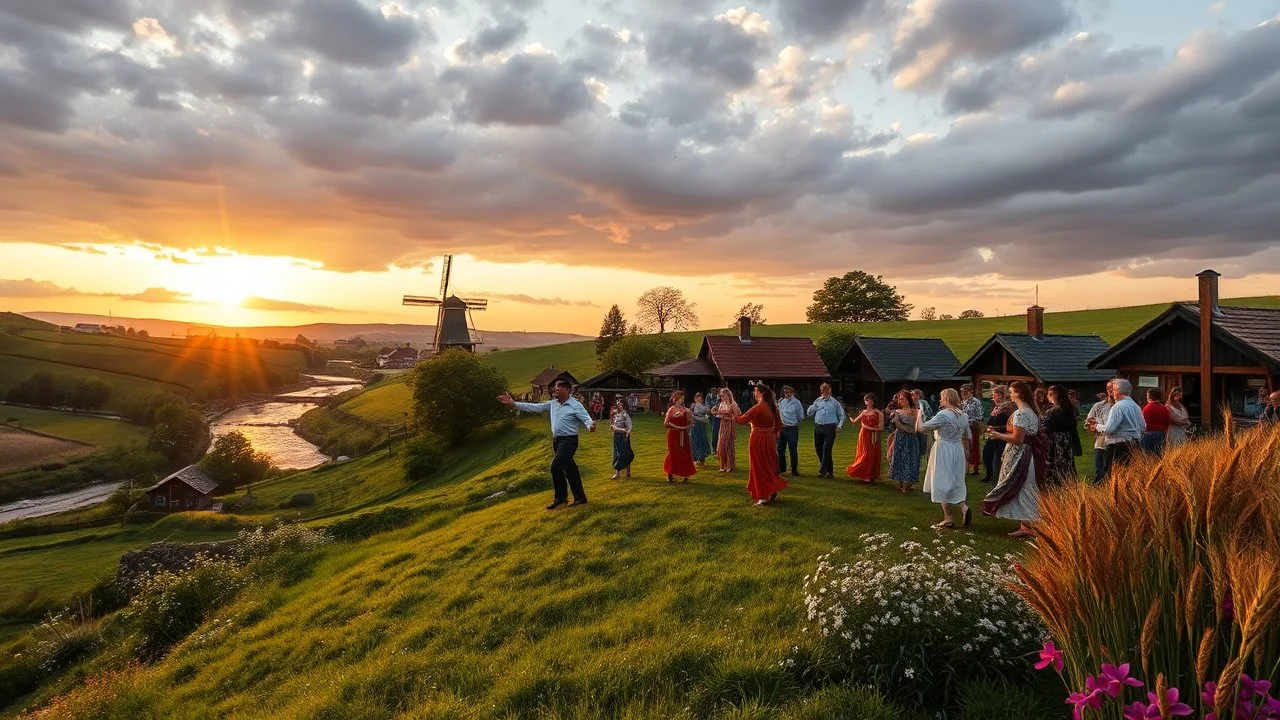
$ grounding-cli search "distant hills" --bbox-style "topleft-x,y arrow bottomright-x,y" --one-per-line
20,312 -> 592,350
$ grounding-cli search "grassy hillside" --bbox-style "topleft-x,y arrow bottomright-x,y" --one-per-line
0,407 -> 148,448
0,314 -> 55,333
1,413 -> 1040,718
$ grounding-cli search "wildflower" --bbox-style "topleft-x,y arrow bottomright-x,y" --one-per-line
1145,688 -> 1193,717
1066,686 -> 1104,720
1241,674 -> 1273,700
1098,663 -> 1144,697
904,667 -> 915,679
1123,700 -> 1156,720
1035,640 -> 1065,673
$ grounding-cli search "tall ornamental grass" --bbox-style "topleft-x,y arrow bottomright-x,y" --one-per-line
1015,421 -> 1280,718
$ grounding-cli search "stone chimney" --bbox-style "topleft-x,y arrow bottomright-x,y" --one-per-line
1026,305 -> 1045,339
1197,269 -> 1221,422
737,316 -> 752,344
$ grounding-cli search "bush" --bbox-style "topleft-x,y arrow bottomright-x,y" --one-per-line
800,532 -> 1044,711
404,435 -> 444,481
200,430 -> 274,493
597,333 -> 689,377
32,608 -> 104,671
1014,424 -> 1280,717
278,492 -> 316,509
235,523 -> 330,562
124,554 -> 248,658
409,349 -> 509,448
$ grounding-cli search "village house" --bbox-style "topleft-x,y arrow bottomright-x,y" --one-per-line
831,336 -> 964,403
145,465 -> 219,512
72,323 -> 106,334
530,368 -> 578,401
956,306 -> 1115,399
1088,270 -> 1280,425
646,317 -> 830,403
377,345 -> 419,369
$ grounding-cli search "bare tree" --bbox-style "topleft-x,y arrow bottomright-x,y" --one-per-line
920,307 -> 938,321
636,286 -> 699,333
732,303 -> 767,326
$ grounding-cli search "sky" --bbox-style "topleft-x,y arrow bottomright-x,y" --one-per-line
1,0 -> 1279,335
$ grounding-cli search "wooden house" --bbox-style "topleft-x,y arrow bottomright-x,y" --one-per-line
645,317 -> 830,404
145,465 -> 219,512
831,336 -> 963,403
577,369 -> 655,413
530,368 -> 578,400
956,306 -> 1114,398
1088,270 -> 1280,424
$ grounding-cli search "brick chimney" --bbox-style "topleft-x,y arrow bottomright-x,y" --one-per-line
737,316 -> 752,344
1026,305 -> 1045,339
1197,269 -> 1220,423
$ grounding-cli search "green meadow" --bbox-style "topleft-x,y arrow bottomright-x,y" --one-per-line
0,407 -> 149,448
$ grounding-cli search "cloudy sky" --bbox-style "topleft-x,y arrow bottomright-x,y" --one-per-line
1,0 -> 1278,333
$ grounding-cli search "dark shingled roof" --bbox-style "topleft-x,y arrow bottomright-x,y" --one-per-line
577,369 -> 648,388
530,368 -> 577,386
704,336 -> 830,379
852,337 -> 962,383
147,464 -> 219,496
646,357 -> 718,377
959,333 -> 1115,383
1090,303 -> 1280,369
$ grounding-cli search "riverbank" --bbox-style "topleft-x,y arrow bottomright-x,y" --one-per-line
0,481 -> 122,525
208,375 -> 363,470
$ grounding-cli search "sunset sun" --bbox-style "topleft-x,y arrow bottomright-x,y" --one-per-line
180,255 -> 282,308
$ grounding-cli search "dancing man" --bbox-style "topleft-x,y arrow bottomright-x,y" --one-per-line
499,379 -> 596,510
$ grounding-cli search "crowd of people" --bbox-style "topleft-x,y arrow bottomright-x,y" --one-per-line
501,377 -> 1274,533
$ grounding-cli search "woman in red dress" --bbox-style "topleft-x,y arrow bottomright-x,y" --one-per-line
734,384 -> 790,505
846,393 -> 884,483
664,390 -> 697,482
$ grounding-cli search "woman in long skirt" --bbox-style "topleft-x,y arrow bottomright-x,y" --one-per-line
960,384 -> 984,475
1166,386 -> 1190,447
690,392 -> 712,466
734,384 -> 790,505
982,381 -> 1048,538
664,390 -> 697,482
846,393 -> 883,483
981,385 -> 1014,483
713,388 -> 739,473
918,388 -> 971,529
1042,385 -> 1078,487
609,398 -> 634,479
886,391 -> 921,492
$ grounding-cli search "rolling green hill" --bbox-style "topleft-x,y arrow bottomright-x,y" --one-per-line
0,406 -> 149,448
0,313 -> 55,333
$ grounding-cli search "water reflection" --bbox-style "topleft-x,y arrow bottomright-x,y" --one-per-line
210,379 -> 360,470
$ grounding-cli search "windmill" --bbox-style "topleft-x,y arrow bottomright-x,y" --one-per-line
402,255 -> 488,354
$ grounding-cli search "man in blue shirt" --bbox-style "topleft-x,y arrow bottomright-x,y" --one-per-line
500,379 -> 596,510
807,383 -> 847,478
776,385 -> 804,476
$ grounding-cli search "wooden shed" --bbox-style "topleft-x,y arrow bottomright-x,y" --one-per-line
957,306 -> 1114,398
1088,270 -> 1280,425
530,368 -> 578,401
577,369 -> 655,413
832,336 -> 963,403
145,465 -> 219,513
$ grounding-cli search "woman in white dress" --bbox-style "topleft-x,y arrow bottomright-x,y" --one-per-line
1165,386 -> 1190,448
981,381 -> 1048,539
917,388 -> 972,529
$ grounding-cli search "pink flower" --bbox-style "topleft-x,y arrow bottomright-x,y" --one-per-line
1242,674 -> 1273,699
1123,700 -> 1157,720
1146,688 -> 1193,717
1099,663 -> 1144,698
1067,682 -> 1105,720
1036,641 -> 1065,673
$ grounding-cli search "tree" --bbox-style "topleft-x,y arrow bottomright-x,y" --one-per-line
920,307 -> 938,321
959,309 -> 985,319
67,376 -> 111,410
732,303 -> 767,326
409,349 -> 509,448
201,431 -> 274,493
636,286 -> 699,333
137,329 -> 149,338
940,313 -> 955,321
805,271 -> 913,323
816,328 -> 858,374
598,334 -> 689,376
596,305 -> 628,358
147,403 -> 209,468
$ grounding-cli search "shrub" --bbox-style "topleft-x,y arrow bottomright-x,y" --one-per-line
200,431 -> 274,492
800,532 -> 1045,711
597,333 -> 689,377
409,349 -> 509,448
404,434 -> 444,481
1014,423 -> 1280,717
235,523 -> 330,562
124,554 -> 248,659
32,607 -> 103,672
278,491 -> 316,509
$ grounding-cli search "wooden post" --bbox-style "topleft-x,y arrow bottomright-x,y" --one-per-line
1197,270 -> 1219,426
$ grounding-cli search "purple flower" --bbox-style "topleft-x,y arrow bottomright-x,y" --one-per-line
1242,674 -> 1273,699
1099,663 -> 1145,698
1036,641 -> 1065,673
1067,682 -> 1105,720
1146,688 -> 1193,717
1123,700 -> 1157,720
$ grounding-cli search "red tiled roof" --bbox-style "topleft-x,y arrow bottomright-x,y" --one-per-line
705,336 -> 830,379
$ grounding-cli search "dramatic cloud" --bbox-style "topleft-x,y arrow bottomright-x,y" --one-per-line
0,278 -> 87,298
450,18 -> 528,61
119,287 -> 197,303
240,296 -> 340,313
280,0 -> 426,68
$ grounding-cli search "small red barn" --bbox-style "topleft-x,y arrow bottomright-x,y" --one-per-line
145,465 -> 219,512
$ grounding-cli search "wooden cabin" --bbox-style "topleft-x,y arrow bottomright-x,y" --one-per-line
530,368 -> 578,401
1088,270 -> 1280,425
145,465 -> 219,513
577,369 -> 655,413
957,306 -> 1114,398
645,317 -> 830,404
832,336 -> 963,403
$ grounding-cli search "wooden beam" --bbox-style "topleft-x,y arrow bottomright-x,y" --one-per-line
976,373 -> 1037,383
1001,348 -> 1008,375
1117,365 -> 1269,376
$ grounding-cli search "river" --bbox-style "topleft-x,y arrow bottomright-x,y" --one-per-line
209,375 -> 362,470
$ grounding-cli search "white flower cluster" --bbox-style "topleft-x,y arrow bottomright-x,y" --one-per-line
801,532 -> 1046,693
236,523 -> 330,561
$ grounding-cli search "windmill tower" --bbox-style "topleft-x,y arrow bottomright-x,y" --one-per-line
402,255 -> 488,354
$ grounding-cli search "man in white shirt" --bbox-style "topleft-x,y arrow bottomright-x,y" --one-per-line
1084,391 -> 1113,483
807,383 -> 847,478
500,379 -> 596,509
1094,378 -> 1145,480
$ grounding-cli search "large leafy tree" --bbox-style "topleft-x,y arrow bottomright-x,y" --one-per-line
148,403 -> 209,468
805,271 -> 912,323
201,431 -> 274,493
409,349 -> 508,448
636,286 -> 699,333
598,335 -> 690,376
732,303 -> 767,326
959,309 -> 985,319
596,305 -> 628,357
816,328 -> 859,374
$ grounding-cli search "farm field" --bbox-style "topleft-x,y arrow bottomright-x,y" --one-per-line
0,406 -> 149,448
0,427 -> 91,474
